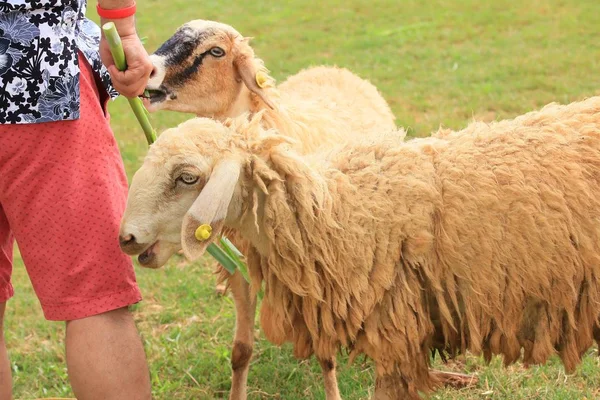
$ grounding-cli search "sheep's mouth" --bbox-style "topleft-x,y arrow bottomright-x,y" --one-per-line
141,88 -> 168,104
138,241 -> 158,267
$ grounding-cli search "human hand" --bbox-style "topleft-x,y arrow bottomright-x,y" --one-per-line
99,17 -> 153,98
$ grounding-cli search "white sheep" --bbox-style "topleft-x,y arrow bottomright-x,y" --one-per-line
134,19 -> 399,400
121,95 -> 600,399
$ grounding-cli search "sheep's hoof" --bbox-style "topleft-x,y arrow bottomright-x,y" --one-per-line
373,373 -> 411,400
431,370 -> 478,388
215,283 -> 228,296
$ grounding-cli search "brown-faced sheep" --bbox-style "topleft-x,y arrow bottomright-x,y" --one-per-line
143,19 -> 398,152
136,19 -> 401,400
121,95 -> 600,399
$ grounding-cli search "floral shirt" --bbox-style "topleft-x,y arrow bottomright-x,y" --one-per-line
0,0 -> 117,124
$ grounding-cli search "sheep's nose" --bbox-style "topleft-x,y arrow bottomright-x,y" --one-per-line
147,55 -> 166,86
119,230 -> 150,255
149,65 -> 158,79
119,234 -> 137,248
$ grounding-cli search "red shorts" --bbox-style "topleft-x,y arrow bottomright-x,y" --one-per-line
0,53 -> 142,321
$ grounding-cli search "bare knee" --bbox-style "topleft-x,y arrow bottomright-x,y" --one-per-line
231,341 -> 253,371
68,306 -> 131,320
96,307 -> 134,325
65,307 -> 133,331
65,306 -> 151,400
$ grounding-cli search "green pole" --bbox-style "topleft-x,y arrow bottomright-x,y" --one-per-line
102,22 -> 157,145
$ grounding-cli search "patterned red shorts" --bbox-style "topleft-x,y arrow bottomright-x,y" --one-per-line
0,53 -> 142,321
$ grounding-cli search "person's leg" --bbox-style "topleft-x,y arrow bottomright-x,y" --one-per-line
0,302 -> 11,400
0,52 -> 150,398
66,307 -> 150,400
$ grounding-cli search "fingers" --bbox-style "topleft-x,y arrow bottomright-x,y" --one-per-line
108,63 -> 151,98
101,35 -> 153,98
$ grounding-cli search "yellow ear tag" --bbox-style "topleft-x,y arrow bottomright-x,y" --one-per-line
255,71 -> 268,88
195,224 -> 213,241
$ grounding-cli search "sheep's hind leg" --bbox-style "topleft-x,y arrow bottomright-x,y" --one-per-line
372,372 -> 412,400
372,367 -> 475,400
228,270 -> 257,400
430,369 -> 478,388
594,324 -> 600,354
318,357 -> 342,400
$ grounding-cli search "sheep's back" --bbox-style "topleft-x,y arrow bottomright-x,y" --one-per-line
272,65 -> 399,152
429,96 -> 600,371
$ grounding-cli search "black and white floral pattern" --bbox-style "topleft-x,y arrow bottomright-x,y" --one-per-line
0,0 -> 117,124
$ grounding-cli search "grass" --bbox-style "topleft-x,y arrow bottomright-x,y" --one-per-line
5,0 -> 600,398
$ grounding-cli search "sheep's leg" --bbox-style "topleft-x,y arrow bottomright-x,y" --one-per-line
318,357 -> 342,400
372,367 -> 474,400
372,372 -> 411,400
228,270 -> 257,400
594,324 -> 600,354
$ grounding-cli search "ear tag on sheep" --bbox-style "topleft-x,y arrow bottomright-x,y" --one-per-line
255,71 -> 268,88
195,224 -> 213,241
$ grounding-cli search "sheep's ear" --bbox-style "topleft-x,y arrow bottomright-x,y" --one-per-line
234,55 -> 276,110
181,158 -> 241,261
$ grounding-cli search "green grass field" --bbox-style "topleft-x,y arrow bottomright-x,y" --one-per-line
5,0 -> 600,399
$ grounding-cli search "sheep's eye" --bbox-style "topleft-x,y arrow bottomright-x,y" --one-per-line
209,47 -> 225,57
178,173 -> 199,185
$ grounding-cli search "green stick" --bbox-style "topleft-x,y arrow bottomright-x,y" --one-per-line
102,22 -> 157,145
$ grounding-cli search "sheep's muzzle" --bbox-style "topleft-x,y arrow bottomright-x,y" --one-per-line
137,241 -> 159,267
119,234 -> 160,268
141,88 -> 170,105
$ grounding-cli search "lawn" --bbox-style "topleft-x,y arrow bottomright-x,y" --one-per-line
5,0 -> 600,399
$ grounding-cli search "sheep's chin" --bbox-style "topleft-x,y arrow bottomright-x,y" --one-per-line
142,96 -> 169,113
136,240 -> 180,269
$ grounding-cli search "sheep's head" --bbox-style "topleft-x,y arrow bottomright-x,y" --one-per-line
119,115 -> 288,268
144,19 -> 275,117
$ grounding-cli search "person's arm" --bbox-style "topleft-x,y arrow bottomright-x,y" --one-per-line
98,0 -> 153,98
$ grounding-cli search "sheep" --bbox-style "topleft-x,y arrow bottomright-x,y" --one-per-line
120,95 -> 600,399
136,19 -> 401,399
143,19 -> 399,152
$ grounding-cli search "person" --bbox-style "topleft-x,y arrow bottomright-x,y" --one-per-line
0,0 -> 154,398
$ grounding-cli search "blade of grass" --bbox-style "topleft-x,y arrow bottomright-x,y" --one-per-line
206,243 -> 238,275
220,238 -> 249,281
220,238 -> 262,298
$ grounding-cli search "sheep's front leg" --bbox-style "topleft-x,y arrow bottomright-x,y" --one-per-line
318,357 -> 342,400
228,270 -> 257,400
